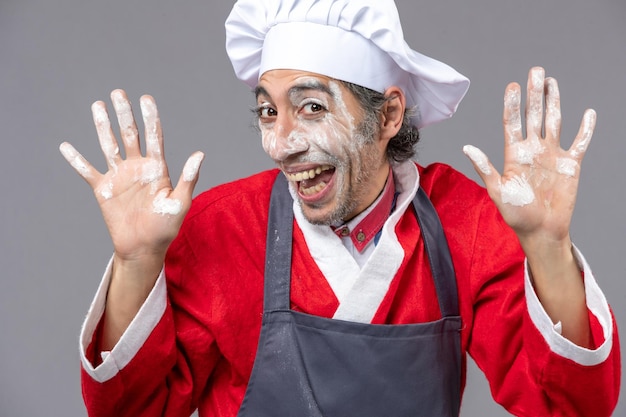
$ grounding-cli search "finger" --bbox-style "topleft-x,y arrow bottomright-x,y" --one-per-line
173,151 -> 205,198
503,82 -> 523,144
152,152 -> 205,217
526,66 -> 545,139
140,95 -> 164,159
92,100 -> 122,171
59,142 -> 101,188
544,77 -> 562,143
462,145 -> 501,192
569,109 -> 596,160
111,89 -> 141,159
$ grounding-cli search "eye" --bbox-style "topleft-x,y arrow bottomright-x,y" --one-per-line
256,105 -> 277,120
301,101 -> 326,115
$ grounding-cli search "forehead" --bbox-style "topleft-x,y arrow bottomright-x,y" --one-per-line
256,70 -> 344,101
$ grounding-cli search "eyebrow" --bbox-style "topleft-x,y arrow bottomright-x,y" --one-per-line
254,79 -> 335,102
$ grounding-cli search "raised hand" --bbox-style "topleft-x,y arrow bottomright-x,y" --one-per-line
60,89 -> 204,261
463,67 -> 594,346
463,66 -> 594,245
60,90 -> 204,348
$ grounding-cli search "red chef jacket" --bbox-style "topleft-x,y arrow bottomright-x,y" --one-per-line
80,162 -> 620,417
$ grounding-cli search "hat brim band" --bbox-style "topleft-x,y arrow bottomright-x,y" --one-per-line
260,22 -> 408,95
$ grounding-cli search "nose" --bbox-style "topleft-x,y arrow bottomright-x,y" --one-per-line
262,115 -> 309,162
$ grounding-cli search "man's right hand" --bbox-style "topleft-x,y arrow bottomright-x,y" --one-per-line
60,89 -> 204,350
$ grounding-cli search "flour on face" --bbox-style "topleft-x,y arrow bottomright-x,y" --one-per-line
257,72 -> 386,225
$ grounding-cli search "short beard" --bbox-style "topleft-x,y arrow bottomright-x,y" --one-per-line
298,117 -> 382,226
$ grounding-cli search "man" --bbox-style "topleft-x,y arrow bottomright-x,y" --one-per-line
60,0 -> 620,416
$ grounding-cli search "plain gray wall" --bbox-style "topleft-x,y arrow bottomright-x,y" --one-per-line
1,0 -> 624,416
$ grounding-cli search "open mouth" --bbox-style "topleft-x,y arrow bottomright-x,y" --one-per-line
284,165 -> 335,197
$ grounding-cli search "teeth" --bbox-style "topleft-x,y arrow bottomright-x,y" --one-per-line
286,165 -> 332,182
301,181 -> 327,195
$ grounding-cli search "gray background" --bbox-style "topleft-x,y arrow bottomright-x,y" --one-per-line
1,0 -> 624,416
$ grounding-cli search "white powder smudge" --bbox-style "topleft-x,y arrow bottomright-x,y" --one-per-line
133,160 -> 163,195
140,98 -> 161,156
260,122 -> 278,157
183,152 -> 204,182
500,175 -> 535,206
140,160 -> 162,185
260,79 -> 355,163
532,68 -> 544,88
512,138 -> 544,165
92,103 -> 120,171
261,123 -> 310,160
152,191 -> 182,215
463,145 -> 491,175
100,181 -> 113,200
571,110 -> 595,157
556,157 -> 578,177
59,142 -> 91,179
545,78 -> 561,138
527,68 -> 545,133
504,89 -> 522,142
92,102 -> 109,125
112,91 -> 137,145
328,81 -> 357,139
285,128 -> 311,153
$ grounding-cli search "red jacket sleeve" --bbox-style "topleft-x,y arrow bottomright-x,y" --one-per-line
460,178 -> 620,416
421,163 -> 620,417
80,230 -> 223,416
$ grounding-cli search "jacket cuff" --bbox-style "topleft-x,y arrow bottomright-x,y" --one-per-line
79,256 -> 167,382
525,244 -> 613,366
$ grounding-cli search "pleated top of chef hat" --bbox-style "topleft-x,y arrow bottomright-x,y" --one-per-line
225,0 -> 470,128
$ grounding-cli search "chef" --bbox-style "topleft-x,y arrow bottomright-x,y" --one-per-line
62,0 -> 620,416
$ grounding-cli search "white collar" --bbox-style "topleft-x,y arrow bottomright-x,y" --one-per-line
292,161 -> 420,323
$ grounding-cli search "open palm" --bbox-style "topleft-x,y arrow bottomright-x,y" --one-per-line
60,90 -> 204,261
464,67 -> 595,244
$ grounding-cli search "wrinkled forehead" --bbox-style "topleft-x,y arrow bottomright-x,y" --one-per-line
255,70 -> 348,103
254,69 -> 365,123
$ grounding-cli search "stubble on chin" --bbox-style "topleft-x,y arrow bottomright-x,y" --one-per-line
295,187 -> 357,226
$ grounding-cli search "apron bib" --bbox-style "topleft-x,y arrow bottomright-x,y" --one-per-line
237,174 -> 462,417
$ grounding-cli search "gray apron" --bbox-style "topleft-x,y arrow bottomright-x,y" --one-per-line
237,174 -> 462,417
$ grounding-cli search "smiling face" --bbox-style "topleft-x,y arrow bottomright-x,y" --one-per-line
255,70 -> 392,225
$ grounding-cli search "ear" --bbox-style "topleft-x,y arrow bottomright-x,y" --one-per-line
379,86 -> 406,141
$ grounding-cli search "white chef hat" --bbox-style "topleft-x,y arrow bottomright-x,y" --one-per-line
225,0 -> 470,128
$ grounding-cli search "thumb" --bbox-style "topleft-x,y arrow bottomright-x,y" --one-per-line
172,151 -> 205,201
462,145 -> 500,192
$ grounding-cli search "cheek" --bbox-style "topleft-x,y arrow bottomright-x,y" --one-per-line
286,125 -> 311,149
261,123 -> 311,159
309,116 -> 356,155
303,126 -> 332,153
260,127 -> 277,155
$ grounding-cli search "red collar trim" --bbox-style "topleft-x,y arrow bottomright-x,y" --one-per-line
332,170 -> 396,252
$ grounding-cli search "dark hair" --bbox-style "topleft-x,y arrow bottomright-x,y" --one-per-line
341,81 -> 420,163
